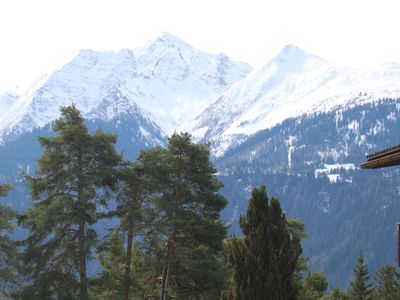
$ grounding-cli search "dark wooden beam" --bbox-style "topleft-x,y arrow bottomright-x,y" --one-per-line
398,223 -> 400,267
360,151 -> 400,169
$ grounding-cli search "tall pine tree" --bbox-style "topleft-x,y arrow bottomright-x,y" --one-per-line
227,186 -> 302,300
373,265 -> 400,300
93,229 -> 153,300
299,270 -> 328,299
92,135 -> 228,299
348,253 -> 373,300
99,152 -> 162,300
326,285 -> 348,300
19,105 -> 121,299
0,183 -> 17,296
155,133 -> 228,300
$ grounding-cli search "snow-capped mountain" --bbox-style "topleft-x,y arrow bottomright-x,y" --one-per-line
3,34 -> 400,287
0,32 -> 252,143
3,34 -> 400,155
190,44 -> 400,156
0,91 -> 18,120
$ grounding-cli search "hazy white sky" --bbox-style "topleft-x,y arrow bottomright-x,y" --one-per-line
1,0 -> 400,93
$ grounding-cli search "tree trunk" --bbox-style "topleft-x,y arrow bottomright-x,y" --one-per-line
164,236 -> 175,300
78,218 -> 88,300
159,242 -> 170,300
124,213 -> 134,300
77,150 -> 88,300
160,183 -> 180,300
161,188 -> 179,300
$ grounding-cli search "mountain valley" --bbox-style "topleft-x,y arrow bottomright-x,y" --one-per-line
2,33 -> 400,286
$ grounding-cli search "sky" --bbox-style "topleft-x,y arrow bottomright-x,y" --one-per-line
1,0 -> 400,93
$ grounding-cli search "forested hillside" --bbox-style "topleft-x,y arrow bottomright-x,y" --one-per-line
218,98 -> 400,286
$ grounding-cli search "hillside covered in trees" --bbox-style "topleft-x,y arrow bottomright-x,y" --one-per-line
0,105 -> 400,299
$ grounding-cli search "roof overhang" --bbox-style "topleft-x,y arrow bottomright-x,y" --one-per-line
360,151 -> 400,169
360,144 -> 400,169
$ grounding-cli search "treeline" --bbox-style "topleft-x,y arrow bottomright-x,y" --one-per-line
0,105 -> 398,299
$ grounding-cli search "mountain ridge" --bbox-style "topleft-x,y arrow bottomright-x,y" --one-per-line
189,44 -> 400,155
2,34 -> 400,157
0,32 -> 252,143
2,34 -> 400,287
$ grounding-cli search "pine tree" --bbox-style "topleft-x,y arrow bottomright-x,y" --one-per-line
93,229 -> 156,300
0,183 -> 17,296
300,270 -> 328,299
101,151 -> 162,300
348,253 -> 373,300
227,186 -> 303,300
92,133 -> 227,299
326,285 -> 348,300
373,265 -> 400,300
120,162 -> 143,300
19,105 -> 121,299
0,184 -> 11,197
155,133 -> 228,299
92,230 -> 130,299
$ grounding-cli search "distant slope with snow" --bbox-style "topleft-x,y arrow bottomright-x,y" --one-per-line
2,34 -> 400,289
3,36 -> 400,157
0,32 -> 252,143
189,45 -> 400,156
216,99 -> 400,287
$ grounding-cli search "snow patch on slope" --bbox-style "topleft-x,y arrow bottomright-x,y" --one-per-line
190,45 -> 400,155
0,32 -> 252,142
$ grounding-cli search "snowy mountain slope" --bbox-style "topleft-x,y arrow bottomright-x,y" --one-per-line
3,35 -> 400,154
2,34 -> 400,288
215,99 -> 400,287
189,44 -> 400,156
0,32 -> 252,142
0,90 -> 19,120
122,32 -> 252,132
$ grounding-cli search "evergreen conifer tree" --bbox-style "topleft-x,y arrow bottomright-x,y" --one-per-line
19,105 -> 121,299
156,133 -> 228,299
93,229 -> 153,300
348,253 -> 373,300
0,184 -> 11,197
300,270 -> 328,299
227,186 -> 303,300
0,183 -> 17,296
102,152 -> 161,300
92,134 -> 227,299
326,285 -> 348,300
373,265 -> 400,300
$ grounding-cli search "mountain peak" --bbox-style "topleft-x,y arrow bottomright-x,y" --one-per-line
282,43 -> 303,52
274,44 -> 326,66
277,44 -> 307,61
146,32 -> 192,50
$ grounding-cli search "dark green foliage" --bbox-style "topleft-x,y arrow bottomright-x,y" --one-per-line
348,253 -> 373,300
113,161 -> 147,300
0,183 -> 17,296
227,186 -> 302,300
325,285 -> 348,300
217,98 -> 400,286
91,230 -> 152,300
373,265 -> 400,300
95,154 -> 160,300
6,100 -> 400,297
155,133 -> 228,299
299,270 -> 328,299
93,230 -> 125,299
19,105 -> 121,299
13,270 -> 79,300
2,98 -> 400,288
0,184 -> 11,197
92,133 -> 228,299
